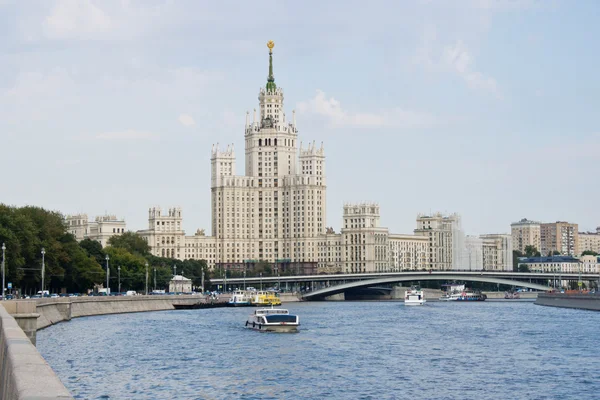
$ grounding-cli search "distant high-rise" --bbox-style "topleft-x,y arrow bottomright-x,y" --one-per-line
414,213 -> 462,270
510,218 -> 541,254
578,227 -> 600,255
540,221 -> 578,256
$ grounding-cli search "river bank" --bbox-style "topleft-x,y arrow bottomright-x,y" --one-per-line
535,292 -> 600,311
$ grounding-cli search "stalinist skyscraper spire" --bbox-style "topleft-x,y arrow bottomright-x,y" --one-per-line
209,41 -> 327,274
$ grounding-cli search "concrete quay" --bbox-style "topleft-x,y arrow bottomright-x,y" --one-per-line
535,293 -> 600,311
0,304 -> 73,400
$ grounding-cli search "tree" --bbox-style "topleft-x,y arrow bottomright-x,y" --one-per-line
518,264 -> 530,272
80,238 -> 105,265
107,232 -> 150,256
551,250 -> 561,256
0,204 -> 107,295
581,250 -> 598,256
524,245 -> 541,258
512,250 -> 524,272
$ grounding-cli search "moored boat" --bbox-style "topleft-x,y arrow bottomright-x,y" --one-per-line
504,291 -> 520,299
404,286 -> 426,306
245,307 -> 299,332
228,290 -> 253,307
249,290 -> 282,306
456,290 -> 487,301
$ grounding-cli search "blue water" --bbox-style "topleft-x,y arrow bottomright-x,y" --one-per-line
37,301 -> 600,400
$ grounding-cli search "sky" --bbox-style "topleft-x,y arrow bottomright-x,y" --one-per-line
1,0 -> 599,236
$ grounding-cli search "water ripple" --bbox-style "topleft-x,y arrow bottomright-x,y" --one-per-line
37,301 -> 600,400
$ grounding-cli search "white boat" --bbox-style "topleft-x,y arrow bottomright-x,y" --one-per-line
439,283 -> 465,301
229,290 -> 252,307
404,286 -> 426,306
245,307 -> 299,332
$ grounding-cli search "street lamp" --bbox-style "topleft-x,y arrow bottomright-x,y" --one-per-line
243,266 -> 246,290
105,254 -> 110,295
260,272 -> 263,290
173,265 -> 176,293
118,266 -> 121,294
1,243 -> 5,301
201,269 -> 204,293
154,267 -> 157,291
145,262 -> 149,295
41,248 -> 46,296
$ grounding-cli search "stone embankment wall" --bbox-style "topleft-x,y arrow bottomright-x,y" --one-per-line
36,295 -> 204,330
535,293 -> 600,311
0,304 -> 73,400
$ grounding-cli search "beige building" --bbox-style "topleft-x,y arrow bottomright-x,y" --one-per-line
414,213 -> 462,270
541,221 -> 579,256
520,255 -> 599,274
388,233 -> 428,271
510,218 -> 541,254
481,234 -> 513,271
578,228 -> 600,255
65,213 -> 126,247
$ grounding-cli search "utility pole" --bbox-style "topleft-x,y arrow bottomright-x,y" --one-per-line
145,262 -> 149,295
1,243 -> 5,300
154,267 -> 156,291
118,266 -> 121,294
173,265 -> 176,293
201,269 -> 204,293
41,248 -> 46,296
105,254 -> 110,294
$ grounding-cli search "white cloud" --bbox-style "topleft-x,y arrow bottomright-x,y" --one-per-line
95,129 -> 158,141
443,40 -> 499,95
43,0 -> 112,39
178,114 -> 195,127
297,90 -> 438,129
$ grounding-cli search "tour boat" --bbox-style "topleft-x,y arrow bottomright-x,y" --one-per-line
439,292 -> 461,301
439,283 -> 465,301
249,290 -> 282,306
228,290 -> 252,307
404,286 -> 426,306
245,307 -> 299,332
456,290 -> 487,301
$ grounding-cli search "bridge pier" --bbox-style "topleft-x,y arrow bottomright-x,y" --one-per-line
324,293 -> 345,301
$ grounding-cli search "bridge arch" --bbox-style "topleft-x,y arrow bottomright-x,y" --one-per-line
303,275 -> 550,300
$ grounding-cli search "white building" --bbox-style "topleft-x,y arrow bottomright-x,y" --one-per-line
463,236 -> 483,271
169,275 -> 192,293
65,213 -> 126,247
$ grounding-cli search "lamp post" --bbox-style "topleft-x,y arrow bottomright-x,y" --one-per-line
260,272 -> 263,290
224,269 -> 227,293
243,266 -> 246,290
173,265 -> 176,293
201,269 -> 204,293
41,248 -> 46,296
105,254 -> 109,295
154,267 -> 156,291
118,266 -> 121,294
145,262 -> 149,295
1,243 -> 5,301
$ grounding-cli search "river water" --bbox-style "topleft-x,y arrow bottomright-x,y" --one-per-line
37,301 -> 600,400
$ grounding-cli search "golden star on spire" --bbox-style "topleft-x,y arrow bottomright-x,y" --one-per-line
267,40 -> 275,53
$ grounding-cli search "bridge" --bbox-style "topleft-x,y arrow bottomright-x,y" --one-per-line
212,271 -> 600,300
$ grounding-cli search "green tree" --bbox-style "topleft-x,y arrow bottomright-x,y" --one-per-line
518,264 -> 531,272
80,238 -> 105,265
107,231 -> 150,256
512,250 -> 524,272
581,250 -> 598,256
524,245 -> 541,258
551,250 -> 561,256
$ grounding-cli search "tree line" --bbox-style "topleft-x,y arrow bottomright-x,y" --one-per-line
0,204 -> 210,295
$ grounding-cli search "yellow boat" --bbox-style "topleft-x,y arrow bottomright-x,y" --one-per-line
249,290 -> 282,306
